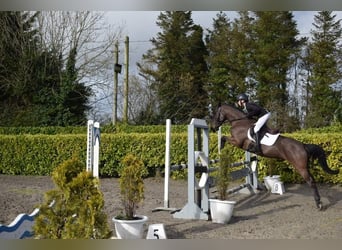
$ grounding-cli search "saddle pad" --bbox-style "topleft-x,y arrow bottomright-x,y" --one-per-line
247,128 -> 280,146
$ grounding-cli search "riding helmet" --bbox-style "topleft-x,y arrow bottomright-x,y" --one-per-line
237,93 -> 249,102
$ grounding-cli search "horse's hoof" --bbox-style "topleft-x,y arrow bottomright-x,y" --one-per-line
317,202 -> 323,211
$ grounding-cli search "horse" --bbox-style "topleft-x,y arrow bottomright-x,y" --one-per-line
210,103 -> 339,210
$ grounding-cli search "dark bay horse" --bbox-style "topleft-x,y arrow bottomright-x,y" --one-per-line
210,103 -> 339,210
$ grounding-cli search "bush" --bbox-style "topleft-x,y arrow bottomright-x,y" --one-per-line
33,158 -> 112,239
216,146 -> 234,200
117,154 -> 148,220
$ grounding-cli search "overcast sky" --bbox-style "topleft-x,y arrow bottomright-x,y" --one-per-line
92,11 -> 341,118
103,11 -> 342,74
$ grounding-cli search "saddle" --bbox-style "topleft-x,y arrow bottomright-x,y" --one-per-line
249,125 -> 279,139
247,125 -> 280,151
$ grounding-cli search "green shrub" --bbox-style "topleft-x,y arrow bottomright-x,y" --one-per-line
117,154 -> 148,220
215,146 -> 235,200
33,158 -> 112,239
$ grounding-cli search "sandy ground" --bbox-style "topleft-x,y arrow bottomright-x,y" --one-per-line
0,174 -> 341,239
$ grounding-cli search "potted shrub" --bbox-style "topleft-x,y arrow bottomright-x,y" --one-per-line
112,154 -> 148,239
209,146 -> 236,224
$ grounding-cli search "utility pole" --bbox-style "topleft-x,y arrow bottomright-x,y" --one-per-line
112,41 -> 119,125
123,36 -> 129,124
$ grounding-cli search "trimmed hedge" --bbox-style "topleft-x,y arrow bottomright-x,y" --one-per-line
0,126 -> 86,135
0,123 -> 190,135
0,134 -> 87,175
0,128 -> 340,184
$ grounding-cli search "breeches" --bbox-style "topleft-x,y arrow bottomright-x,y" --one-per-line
254,112 -> 271,133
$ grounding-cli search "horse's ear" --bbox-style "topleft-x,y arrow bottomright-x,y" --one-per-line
217,102 -> 222,108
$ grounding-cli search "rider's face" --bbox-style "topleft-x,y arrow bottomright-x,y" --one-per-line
238,100 -> 245,107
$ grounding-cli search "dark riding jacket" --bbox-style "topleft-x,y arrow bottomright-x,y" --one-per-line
242,102 -> 268,119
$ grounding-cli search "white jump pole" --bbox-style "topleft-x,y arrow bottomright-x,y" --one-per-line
164,119 -> 171,208
86,120 -> 100,178
93,122 -> 100,178
152,119 -> 177,212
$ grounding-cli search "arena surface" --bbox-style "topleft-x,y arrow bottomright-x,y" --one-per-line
0,175 -> 341,239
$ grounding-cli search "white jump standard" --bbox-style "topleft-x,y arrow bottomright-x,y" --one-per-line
172,118 -> 259,221
173,118 -> 211,220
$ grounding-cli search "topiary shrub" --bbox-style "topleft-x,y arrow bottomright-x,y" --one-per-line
33,157 -> 112,239
116,154 -> 148,220
215,146 -> 234,200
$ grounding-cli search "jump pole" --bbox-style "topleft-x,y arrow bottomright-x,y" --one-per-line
152,119 -> 178,212
164,119 -> 171,208
86,120 -> 100,178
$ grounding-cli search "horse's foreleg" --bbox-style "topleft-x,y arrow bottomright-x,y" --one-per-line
220,136 -> 228,150
220,136 -> 241,150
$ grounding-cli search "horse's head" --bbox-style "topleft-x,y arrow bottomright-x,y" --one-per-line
209,103 -> 225,132
210,103 -> 247,132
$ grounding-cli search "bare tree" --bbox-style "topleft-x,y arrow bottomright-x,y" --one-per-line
37,11 -> 124,120
125,75 -> 157,124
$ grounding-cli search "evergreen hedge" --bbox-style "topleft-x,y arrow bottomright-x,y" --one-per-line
0,125 -> 340,184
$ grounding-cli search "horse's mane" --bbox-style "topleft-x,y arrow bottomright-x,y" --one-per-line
220,103 -> 246,115
219,103 -> 256,122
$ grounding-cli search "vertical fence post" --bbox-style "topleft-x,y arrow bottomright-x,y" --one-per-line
86,120 -> 94,173
164,119 -> 171,208
93,122 -> 100,178
86,120 -> 100,178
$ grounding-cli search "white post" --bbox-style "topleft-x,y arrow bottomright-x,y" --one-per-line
93,122 -> 100,178
86,120 -> 94,173
153,119 -> 178,212
86,120 -> 100,178
164,119 -> 171,208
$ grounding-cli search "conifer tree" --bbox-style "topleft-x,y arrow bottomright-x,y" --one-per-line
251,11 -> 303,130
304,11 -> 342,127
33,158 -> 112,239
205,12 -> 234,105
138,11 -> 208,124
56,46 -> 92,126
205,11 -> 254,106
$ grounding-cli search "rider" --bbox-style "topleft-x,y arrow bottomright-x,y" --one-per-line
236,93 -> 270,153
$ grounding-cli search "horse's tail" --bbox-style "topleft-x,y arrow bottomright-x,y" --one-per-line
304,144 -> 339,175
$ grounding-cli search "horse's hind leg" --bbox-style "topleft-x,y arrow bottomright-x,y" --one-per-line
308,177 -> 322,210
301,170 -> 322,210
